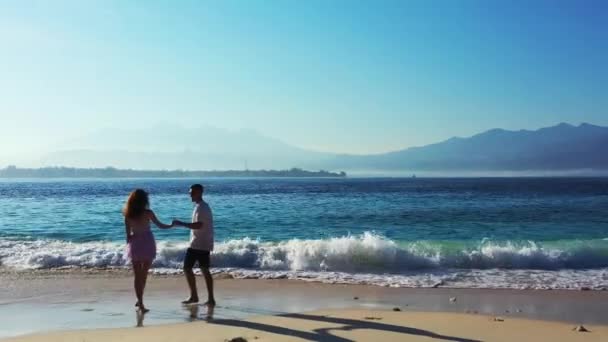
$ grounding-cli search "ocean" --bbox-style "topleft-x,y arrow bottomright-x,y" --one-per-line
1,177 -> 607,290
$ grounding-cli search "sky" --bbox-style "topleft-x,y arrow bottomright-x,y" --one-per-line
0,0 -> 607,158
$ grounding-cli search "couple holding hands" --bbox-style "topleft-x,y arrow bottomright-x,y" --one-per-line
123,184 -> 215,313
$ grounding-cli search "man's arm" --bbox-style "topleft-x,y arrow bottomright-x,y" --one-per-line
173,220 -> 203,230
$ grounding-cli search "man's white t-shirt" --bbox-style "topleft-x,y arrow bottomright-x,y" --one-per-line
190,201 -> 214,251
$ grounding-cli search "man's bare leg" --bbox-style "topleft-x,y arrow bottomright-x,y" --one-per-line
182,267 -> 199,304
202,267 -> 216,306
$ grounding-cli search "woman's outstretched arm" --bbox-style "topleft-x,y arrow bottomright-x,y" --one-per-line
148,210 -> 173,229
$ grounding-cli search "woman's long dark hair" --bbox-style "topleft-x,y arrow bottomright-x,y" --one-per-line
123,189 -> 149,219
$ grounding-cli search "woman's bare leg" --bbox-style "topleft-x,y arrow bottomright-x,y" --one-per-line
133,262 -> 144,308
141,261 -> 152,305
136,261 -> 152,312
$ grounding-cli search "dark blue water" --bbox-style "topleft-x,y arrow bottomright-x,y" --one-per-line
1,178 -> 607,242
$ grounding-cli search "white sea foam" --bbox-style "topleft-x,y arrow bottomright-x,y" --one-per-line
1,233 -> 607,289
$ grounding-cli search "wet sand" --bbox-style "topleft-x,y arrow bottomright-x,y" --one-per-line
1,271 -> 608,339
4,308 -> 608,342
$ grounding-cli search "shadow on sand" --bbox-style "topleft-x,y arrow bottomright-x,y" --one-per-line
210,312 -> 482,342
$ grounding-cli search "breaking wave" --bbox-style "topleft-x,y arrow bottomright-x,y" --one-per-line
2,233 -> 607,289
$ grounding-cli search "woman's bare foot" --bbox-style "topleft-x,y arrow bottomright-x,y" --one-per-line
203,300 -> 216,307
181,297 -> 199,305
138,306 -> 150,313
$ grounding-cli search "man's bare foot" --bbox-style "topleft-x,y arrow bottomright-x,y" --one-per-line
203,300 -> 216,307
138,306 -> 150,314
181,297 -> 199,305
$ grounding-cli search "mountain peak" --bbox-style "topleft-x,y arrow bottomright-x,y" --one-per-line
555,122 -> 574,128
545,122 -> 602,131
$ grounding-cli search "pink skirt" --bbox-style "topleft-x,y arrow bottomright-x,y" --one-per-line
127,230 -> 157,262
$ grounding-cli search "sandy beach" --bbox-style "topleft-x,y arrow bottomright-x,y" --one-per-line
1,271 -> 608,341
4,307 -> 608,342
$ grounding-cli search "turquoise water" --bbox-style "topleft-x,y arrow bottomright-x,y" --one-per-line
1,178 -> 608,289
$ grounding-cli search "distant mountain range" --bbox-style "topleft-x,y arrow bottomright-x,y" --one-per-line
315,123 -> 608,173
14,123 -> 608,174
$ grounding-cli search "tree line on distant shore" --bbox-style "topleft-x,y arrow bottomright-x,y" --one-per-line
0,165 -> 347,178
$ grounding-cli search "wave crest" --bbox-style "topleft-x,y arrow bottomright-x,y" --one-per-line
1,233 -> 608,272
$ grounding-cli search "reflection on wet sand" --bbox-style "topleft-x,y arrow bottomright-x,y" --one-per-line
186,304 -> 214,321
136,310 -> 145,327
135,304 -> 214,328
207,305 -> 215,321
187,304 -> 199,321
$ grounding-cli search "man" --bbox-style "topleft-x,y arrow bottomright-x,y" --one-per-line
173,184 -> 216,306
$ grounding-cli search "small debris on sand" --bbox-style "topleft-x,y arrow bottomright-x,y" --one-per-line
353,296 -> 359,300
392,307 -> 401,312
364,316 -> 383,320
573,325 -> 590,332
516,309 -> 523,313
225,338 -> 248,342
449,297 -> 457,303
493,317 -> 505,322
580,287 -> 591,291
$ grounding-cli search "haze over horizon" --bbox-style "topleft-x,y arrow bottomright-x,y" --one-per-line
9,120 -> 608,155
2,122 -> 608,175
1,1 -> 607,166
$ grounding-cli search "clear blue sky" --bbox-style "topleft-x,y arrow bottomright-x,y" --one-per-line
0,0 -> 606,155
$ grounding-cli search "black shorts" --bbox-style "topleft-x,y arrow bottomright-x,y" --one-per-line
184,248 -> 211,269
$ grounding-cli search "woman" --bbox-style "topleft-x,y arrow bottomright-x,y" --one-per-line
123,189 -> 173,312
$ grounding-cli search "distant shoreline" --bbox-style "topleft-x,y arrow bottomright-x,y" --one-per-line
0,166 -> 346,178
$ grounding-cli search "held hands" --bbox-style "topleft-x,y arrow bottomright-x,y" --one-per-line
172,219 -> 184,227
